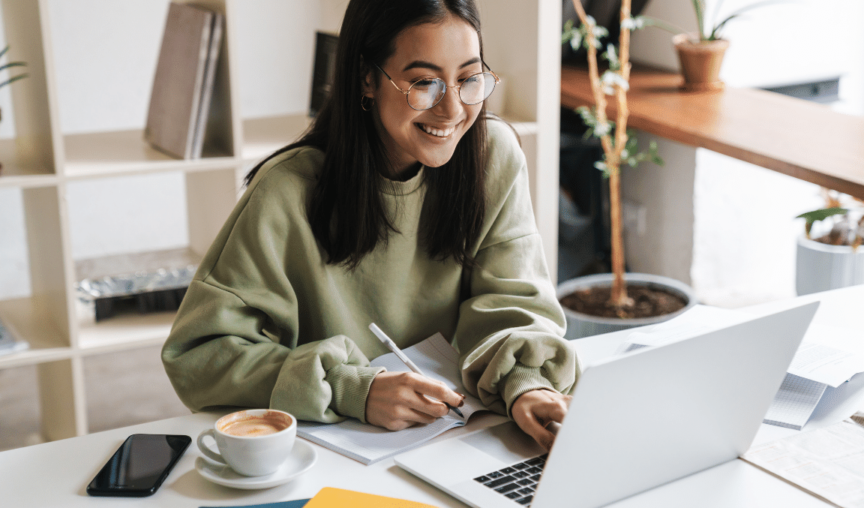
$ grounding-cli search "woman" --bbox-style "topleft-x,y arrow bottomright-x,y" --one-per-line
162,0 -> 578,451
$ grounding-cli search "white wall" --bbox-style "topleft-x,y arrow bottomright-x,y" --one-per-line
0,0 -> 338,299
627,0 -> 864,307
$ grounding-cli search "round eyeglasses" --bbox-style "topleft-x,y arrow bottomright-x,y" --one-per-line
374,62 -> 500,111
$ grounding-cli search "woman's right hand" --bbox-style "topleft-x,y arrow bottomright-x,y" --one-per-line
365,371 -> 465,431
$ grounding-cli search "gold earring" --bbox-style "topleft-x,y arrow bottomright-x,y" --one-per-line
361,95 -> 374,111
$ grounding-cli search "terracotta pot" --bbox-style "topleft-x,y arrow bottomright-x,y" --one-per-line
673,33 -> 729,92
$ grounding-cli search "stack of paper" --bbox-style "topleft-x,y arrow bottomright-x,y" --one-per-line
763,342 -> 864,430
615,306 -> 864,430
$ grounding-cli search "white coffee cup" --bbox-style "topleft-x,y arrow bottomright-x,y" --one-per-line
197,409 -> 296,477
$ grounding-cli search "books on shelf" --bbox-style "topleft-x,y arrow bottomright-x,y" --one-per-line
145,2 -> 224,160
0,317 -> 29,356
74,248 -> 201,324
309,31 -> 338,118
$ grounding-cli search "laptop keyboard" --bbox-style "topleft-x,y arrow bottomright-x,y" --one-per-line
472,454 -> 547,506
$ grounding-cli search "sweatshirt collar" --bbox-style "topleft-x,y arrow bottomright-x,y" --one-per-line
379,165 -> 426,196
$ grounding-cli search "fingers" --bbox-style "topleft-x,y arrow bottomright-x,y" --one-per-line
379,407 -> 438,431
512,390 -> 572,451
531,396 -> 569,427
366,371 -> 462,431
407,374 -> 465,413
513,404 -> 557,451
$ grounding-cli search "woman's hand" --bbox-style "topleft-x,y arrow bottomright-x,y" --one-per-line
366,371 -> 465,431
511,389 -> 572,451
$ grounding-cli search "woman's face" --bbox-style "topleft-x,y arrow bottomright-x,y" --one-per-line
365,15 -> 484,178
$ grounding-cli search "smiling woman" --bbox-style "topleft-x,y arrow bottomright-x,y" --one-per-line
161,0 -> 579,451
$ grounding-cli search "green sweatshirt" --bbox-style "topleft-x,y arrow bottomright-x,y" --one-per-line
162,119 -> 579,424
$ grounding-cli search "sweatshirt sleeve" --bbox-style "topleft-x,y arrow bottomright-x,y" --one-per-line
455,123 -> 581,418
161,152 -> 384,423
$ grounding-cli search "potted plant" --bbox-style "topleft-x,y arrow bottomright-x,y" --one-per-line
634,0 -> 787,91
559,0 -> 697,339
0,44 -> 27,176
795,189 -> 864,296
0,44 -> 28,123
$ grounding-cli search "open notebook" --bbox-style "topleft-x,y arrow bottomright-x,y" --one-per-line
297,333 -> 486,465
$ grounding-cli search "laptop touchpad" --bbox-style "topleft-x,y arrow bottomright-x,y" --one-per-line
460,422 -> 545,464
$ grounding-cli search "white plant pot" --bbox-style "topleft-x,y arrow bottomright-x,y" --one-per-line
796,236 -> 864,296
557,273 -> 697,340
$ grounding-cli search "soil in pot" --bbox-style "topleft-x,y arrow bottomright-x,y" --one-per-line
560,285 -> 687,320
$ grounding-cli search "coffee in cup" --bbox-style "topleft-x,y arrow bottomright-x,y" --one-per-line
220,413 -> 291,437
197,409 -> 296,477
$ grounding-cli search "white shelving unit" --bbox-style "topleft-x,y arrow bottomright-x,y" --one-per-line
0,0 -> 560,442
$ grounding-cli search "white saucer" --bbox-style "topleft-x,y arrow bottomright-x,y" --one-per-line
195,440 -> 318,490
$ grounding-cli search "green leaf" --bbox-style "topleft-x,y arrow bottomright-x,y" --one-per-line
0,73 -> 28,89
796,207 -> 848,224
0,62 -> 26,73
711,14 -> 740,40
0,45 -> 9,61
691,0 -> 706,40
712,0 -> 790,40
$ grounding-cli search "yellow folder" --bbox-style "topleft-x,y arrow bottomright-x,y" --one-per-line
304,487 -> 439,508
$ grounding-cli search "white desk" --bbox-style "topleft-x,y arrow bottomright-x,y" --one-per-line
2,286 -> 862,507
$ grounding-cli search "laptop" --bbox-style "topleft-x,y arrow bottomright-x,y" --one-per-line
394,302 -> 819,508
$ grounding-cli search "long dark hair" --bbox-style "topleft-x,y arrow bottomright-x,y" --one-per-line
244,0 -> 487,269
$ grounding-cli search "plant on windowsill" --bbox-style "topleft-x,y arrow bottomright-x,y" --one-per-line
557,0 -> 697,340
624,0 -> 788,91
795,189 -> 864,296
0,44 -> 28,176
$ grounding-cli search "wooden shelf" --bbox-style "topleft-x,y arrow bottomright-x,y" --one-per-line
0,139 -> 57,187
561,64 -> 864,199
63,129 -> 237,179
77,311 -> 175,353
1,0 -> 559,442
241,114 -> 311,164
0,298 -> 72,369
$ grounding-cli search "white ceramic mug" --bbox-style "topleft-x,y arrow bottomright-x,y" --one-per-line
197,409 -> 296,477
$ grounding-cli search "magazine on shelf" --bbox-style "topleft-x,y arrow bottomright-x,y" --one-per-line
145,2 -> 223,159
0,318 -> 29,356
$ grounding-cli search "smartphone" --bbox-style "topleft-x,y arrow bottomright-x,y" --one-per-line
86,434 -> 191,497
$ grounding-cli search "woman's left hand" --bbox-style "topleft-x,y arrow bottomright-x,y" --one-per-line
511,389 -> 572,451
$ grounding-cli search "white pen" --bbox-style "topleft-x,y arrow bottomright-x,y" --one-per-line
369,323 -> 464,418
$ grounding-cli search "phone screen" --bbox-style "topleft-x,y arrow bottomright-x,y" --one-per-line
87,434 -> 191,497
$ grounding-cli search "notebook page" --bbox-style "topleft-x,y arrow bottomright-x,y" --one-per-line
369,333 -> 485,415
297,333 -> 485,464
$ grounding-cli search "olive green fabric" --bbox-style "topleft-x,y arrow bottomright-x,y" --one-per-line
162,119 -> 580,424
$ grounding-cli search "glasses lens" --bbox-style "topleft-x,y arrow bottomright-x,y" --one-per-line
460,72 -> 496,105
408,78 -> 446,110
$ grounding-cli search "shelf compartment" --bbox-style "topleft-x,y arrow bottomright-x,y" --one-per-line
0,297 -> 72,370
241,113 -> 311,163
77,310 -> 177,353
62,129 -> 238,179
0,139 -> 58,187
73,247 -> 203,353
